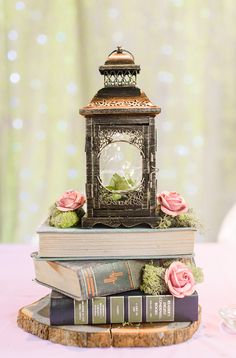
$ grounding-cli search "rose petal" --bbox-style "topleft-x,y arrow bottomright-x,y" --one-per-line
157,191 -> 188,216
161,205 -> 178,216
165,261 -> 195,298
161,196 -> 171,208
171,271 -> 182,288
56,190 -> 86,211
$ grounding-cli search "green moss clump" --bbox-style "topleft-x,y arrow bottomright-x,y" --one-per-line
140,264 -> 168,295
50,210 -> 79,228
158,216 -> 173,229
48,203 -> 86,228
186,263 -> 204,283
48,204 -> 61,221
140,261 -> 204,296
155,208 -> 202,231
161,259 -> 176,268
174,210 -> 201,229
122,322 -> 141,327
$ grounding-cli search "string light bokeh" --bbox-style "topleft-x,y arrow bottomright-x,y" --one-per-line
1,0 -> 236,242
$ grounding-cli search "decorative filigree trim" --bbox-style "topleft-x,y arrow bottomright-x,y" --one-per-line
80,92 -> 161,115
84,92 -> 159,110
104,70 -> 137,87
98,127 -> 144,152
88,98 -> 153,108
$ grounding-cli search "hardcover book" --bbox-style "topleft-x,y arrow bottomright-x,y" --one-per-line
32,253 -> 194,301
33,254 -> 149,300
37,222 -> 196,259
50,290 -> 199,325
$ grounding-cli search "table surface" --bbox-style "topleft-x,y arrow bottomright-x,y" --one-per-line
1,243 -> 236,357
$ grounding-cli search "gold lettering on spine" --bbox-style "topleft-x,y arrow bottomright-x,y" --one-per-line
110,297 -> 124,323
128,296 -> 142,322
74,300 -> 88,324
146,296 -> 174,322
92,297 -> 106,324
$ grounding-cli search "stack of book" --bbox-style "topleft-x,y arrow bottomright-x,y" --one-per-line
32,222 -> 199,325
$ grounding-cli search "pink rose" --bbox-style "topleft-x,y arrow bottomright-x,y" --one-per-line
157,191 -> 188,217
165,261 -> 195,298
56,190 -> 86,212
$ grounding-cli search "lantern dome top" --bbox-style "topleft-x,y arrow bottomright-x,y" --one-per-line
80,92 -> 161,116
79,48 -> 161,116
104,47 -> 135,65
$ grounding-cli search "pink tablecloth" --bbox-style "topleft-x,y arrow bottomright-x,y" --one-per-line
0,243 -> 236,357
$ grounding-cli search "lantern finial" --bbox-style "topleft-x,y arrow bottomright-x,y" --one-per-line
99,48 -> 139,88
117,46 -> 123,53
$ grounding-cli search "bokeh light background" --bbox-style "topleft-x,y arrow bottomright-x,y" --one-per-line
1,0 -> 236,243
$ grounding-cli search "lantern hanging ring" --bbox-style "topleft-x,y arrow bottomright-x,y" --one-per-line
108,46 -> 135,61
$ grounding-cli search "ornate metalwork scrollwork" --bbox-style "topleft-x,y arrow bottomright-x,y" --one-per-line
88,98 -> 153,108
97,127 -> 144,153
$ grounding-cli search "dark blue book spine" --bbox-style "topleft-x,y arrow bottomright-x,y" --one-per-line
50,290 -> 198,325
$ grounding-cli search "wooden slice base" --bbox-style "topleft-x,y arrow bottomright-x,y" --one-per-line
17,295 -> 201,348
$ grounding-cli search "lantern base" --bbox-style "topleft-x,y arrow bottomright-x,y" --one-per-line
81,216 -> 158,229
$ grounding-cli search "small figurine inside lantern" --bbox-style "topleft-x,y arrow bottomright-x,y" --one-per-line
80,47 -> 161,228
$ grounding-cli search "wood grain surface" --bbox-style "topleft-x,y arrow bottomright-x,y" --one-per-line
17,295 -> 201,348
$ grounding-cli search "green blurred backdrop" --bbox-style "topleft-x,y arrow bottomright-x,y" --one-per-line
1,0 -> 236,243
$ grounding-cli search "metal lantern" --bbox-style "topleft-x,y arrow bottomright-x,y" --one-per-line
80,47 -> 161,228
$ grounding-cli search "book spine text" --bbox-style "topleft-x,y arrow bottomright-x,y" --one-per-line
50,292 -> 198,325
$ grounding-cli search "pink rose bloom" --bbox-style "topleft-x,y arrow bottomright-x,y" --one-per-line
157,191 -> 188,217
165,261 -> 195,298
56,190 -> 86,212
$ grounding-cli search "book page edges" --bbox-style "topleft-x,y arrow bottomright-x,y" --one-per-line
33,259 -> 82,299
38,230 -> 195,258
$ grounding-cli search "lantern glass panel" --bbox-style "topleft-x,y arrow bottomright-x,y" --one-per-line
100,141 -> 142,192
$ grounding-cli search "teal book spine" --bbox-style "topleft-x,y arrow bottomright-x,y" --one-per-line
77,260 -> 146,299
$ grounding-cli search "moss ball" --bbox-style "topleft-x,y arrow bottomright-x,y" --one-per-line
50,210 -> 79,228
140,264 -> 168,295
